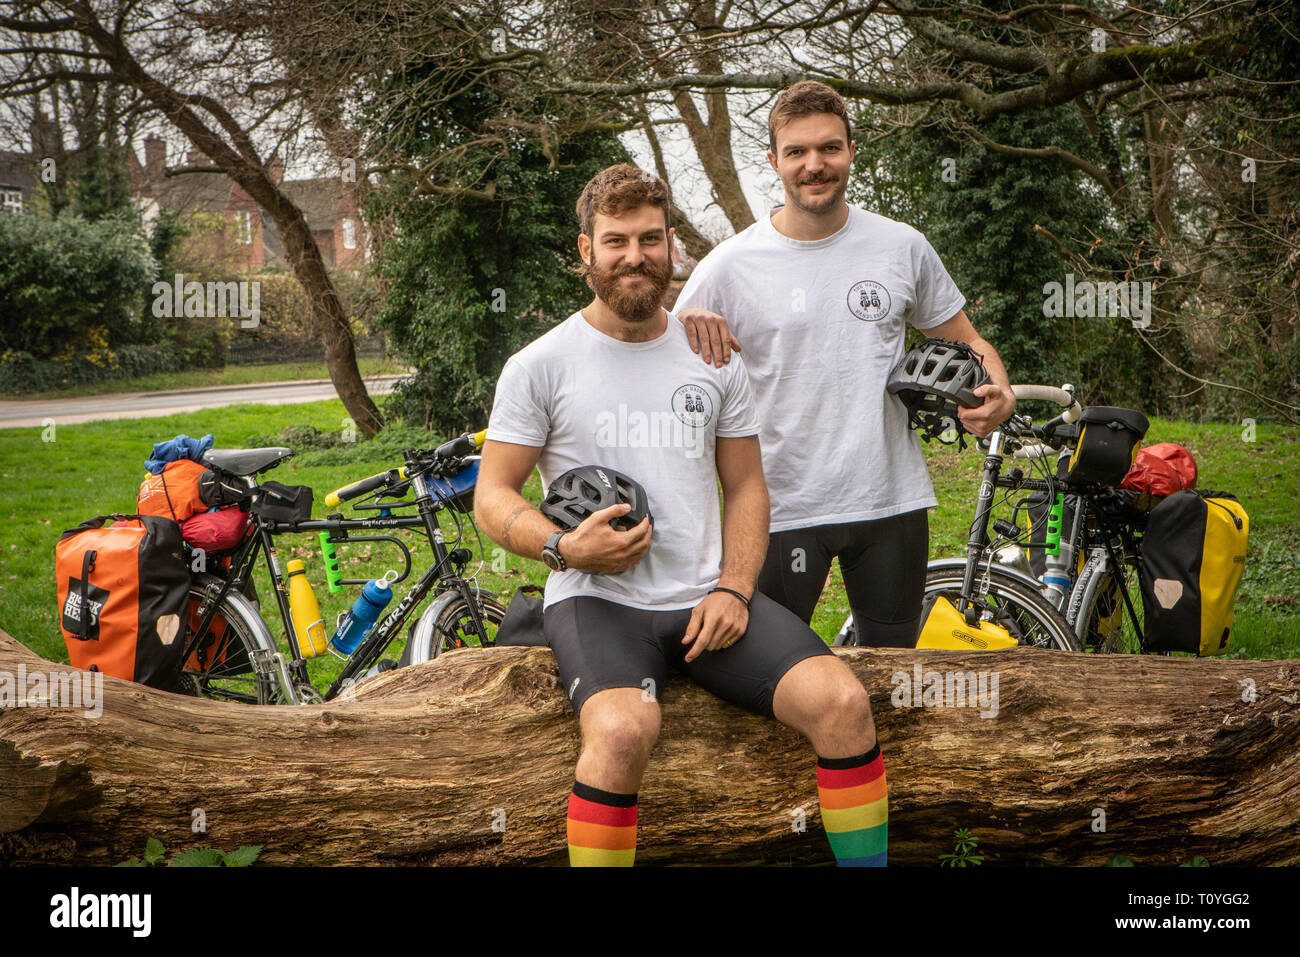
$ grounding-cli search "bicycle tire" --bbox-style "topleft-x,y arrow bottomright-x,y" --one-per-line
829,566 -> 1079,651
404,592 -> 508,665
178,573 -> 283,704
921,566 -> 1080,651
1071,556 -> 1154,655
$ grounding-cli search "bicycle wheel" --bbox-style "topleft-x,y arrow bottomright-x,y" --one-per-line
404,591 -> 508,665
922,564 -> 1081,651
1072,558 -> 1151,655
429,594 -> 508,658
178,573 -> 284,704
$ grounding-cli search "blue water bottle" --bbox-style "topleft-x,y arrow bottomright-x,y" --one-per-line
329,574 -> 396,659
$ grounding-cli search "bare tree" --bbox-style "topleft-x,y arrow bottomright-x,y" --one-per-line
0,0 -> 385,436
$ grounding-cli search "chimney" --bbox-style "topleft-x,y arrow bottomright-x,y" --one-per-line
144,136 -> 166,179
29,112 -> 60,160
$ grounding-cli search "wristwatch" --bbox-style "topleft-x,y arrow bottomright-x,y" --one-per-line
541,530 -> 567,572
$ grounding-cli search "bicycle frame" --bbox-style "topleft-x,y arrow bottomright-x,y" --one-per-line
180,461 -> 492,703
955,422 -> 1147,648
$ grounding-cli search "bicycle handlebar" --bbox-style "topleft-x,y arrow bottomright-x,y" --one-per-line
325,469 -> 402,508
323,431 -> 486,507
1011,384 -> 1082,424
434,429 -> 486,459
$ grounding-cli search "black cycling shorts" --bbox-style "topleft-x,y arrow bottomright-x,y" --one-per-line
756,508 -> 929,647
543,591 -> 833,718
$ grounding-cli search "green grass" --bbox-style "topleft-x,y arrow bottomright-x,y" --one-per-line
12,356 -> 409,400
2,403 -> 1297,681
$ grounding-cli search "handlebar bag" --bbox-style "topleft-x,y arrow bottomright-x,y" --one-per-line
55,514 -> 190,689
1062,407 -> 1149,486
251,482 -> 313,523
1140,490 -> 1248,656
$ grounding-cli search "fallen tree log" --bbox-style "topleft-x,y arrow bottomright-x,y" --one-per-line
1,627 -> 1298,866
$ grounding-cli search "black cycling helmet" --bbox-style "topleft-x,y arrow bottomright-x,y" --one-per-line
886,338 -> 991,444
541,465 -> 654,532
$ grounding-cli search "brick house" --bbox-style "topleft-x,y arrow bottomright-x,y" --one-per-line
129,136 -> 369,272
0,114 -> 57,215
0,152 -> 37,215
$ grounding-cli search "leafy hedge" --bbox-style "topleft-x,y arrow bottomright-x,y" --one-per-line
0,340 -> 184,393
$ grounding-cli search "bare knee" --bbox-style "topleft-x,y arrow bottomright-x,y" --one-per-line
820,677 -> 873,734
581,699 -> 661,767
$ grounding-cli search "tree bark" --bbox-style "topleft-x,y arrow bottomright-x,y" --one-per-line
2,629 -> 1297,867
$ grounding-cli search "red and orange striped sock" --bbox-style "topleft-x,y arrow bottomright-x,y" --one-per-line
567,781 -> 637,867
817,743 -> 888,866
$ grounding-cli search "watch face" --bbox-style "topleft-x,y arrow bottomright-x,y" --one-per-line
542,548 -> 562,571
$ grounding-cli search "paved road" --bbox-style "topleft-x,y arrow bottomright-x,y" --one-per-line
0,375 -> 407,429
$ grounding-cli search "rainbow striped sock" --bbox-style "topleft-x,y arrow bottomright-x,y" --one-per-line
817,744 -> 888,866
567,781 -> 637,867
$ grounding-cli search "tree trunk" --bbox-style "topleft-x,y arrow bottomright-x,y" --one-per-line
73,11 -> 386,438
2,629 -> 1297,866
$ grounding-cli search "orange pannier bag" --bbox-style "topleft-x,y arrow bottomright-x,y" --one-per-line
137,459 -> 209,523
56,514 -> 191,689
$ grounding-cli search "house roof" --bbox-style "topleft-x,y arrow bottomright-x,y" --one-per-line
280,178 -> 348,232
0,150 -> 38,192
150,170 -> 237,216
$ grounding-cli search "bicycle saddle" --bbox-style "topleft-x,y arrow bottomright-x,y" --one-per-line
202,447 -> 293,476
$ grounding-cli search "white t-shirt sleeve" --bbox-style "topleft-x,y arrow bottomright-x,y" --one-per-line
486,357 -> 549,447
909,233 -> 966,331
715,355 -> 761,438
675,252 -> 729,316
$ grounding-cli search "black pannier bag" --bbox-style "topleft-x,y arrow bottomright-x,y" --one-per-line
1140,490 -> 1249,656
1061,407 -> 1149,486
494,585 -> 548,648
252,482 -> 313,523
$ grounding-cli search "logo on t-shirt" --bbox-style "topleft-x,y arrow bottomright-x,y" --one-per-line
671,384 -> 713,428
847,280 -> 892,322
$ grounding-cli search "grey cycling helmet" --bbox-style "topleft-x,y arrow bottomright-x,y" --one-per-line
888,338 -> 990,410
541,465 -> 654,532
886,338 -> 991,444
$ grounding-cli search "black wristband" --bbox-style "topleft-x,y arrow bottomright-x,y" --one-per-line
709,586 -> 750,608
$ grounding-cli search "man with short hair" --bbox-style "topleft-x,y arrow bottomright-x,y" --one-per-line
675,79 -> 1016,647
475,163 -> 888,867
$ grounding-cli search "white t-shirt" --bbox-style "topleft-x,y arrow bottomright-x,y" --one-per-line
674,204 -> 965,532
487,310 -> 761,610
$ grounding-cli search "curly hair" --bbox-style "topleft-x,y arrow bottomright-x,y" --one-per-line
576,164 -> 671,237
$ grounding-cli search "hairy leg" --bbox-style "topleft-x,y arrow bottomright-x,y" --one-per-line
574,686 -> 662,793
771,655 -> 876,758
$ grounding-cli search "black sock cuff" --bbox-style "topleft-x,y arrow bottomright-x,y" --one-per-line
816,742 -> 881,770
573,780 -> 638,807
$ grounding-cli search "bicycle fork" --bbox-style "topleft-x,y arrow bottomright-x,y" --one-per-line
958,432 -> 1007,623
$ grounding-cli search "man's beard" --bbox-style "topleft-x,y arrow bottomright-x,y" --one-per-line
788,171 -> 847,215
584,255 -> 672,323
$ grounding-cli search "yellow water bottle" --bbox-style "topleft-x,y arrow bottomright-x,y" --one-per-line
286,558 -> 328,658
